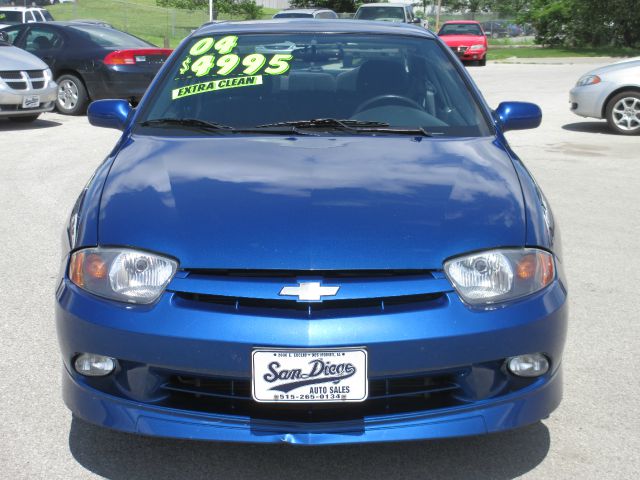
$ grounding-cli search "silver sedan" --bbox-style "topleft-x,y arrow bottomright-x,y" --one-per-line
569,58 -> 640,135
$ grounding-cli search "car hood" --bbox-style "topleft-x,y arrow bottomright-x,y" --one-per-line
584,59 -> 640,77
439,35 -> 485,47
0,45 -> 48,70
98,135 -> 525,270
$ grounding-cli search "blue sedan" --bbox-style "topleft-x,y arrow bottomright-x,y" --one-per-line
56,20 -> 567,445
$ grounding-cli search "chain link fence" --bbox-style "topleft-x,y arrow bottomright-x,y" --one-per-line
46,1 -> 527,48
48,0 -> 263,47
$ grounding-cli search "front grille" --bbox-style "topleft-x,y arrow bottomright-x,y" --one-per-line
174,291 -> 446,318
4,80 -> 27,90
450,46 -> 468,55
159,372 -> 466,423
170,269 -> 451,318
0,70 -> 46,91
0,71 -> 22,80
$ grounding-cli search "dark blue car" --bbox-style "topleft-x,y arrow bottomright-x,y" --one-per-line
56,20 -> 567,445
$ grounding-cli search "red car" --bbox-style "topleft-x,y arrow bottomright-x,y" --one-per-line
437,20 -> 487,66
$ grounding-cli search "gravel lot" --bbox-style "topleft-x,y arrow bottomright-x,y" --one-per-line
1,60 -> 639,479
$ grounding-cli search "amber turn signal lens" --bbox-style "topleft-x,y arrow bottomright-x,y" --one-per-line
86,253 -> 107,279
516,252 -> 554,286
69,251 -> 85,287
516,254 -> 537,280
539,252 -> 555,286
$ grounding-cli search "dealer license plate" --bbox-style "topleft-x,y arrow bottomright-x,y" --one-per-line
22,95 -> 40,109
252,348 -> 368,403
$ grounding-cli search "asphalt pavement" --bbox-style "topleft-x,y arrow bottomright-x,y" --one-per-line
1,60 -> 638,479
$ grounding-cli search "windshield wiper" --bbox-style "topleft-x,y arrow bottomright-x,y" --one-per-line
356,126 -> 433,137
256,118 -> 432,136
139,118 -> 318,136
257,118 -> 390,130
140,118 -> 233,131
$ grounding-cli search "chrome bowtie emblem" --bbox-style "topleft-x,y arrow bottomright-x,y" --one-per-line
279,282 -> 340,302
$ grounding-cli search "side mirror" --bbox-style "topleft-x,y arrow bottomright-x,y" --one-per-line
495,101 -> 542,132
412,18 -> 422,24
88,99 -> 132,130
0,32 -> 8,42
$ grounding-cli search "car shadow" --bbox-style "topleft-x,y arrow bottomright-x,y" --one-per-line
0,118 -> 62,130
562,121 -> 614,135
68,417 -> 550,480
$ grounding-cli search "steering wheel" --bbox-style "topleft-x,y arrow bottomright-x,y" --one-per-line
354,94 -> 422,114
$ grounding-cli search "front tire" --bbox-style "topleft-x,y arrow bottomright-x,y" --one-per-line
479,57 -> 487,67
605,91 -> 640,135
8,114 -> 40,123
56,74 -> 89,115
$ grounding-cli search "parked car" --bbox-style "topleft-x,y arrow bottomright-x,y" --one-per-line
0,36 -> 56,122
569,58 -> 640,135
0,22 -> 172,114
438,20 -> 487,66
506,23 -> 523,37
354,3 -> 422,25
0,6 -> 53,28
481,20 -> 508,38
57,19 -> 566,444
272,8 -> 338,19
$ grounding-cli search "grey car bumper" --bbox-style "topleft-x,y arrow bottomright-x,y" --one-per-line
0,82 -> 57,117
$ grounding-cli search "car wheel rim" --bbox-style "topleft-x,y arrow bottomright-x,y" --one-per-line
57,80 -> 79,110
612,97 -> 640,131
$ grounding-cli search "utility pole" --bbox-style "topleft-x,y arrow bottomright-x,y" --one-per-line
436,0 -> 442,31
209,0 -> 213,22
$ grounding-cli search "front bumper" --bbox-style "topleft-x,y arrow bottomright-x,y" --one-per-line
0,83 -> 57,116
569,83 -> 611,119
450,47 -> 486,62
63,364 -> 562,444
56,276 -> 568,444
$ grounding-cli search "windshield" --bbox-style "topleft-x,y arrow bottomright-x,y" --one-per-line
439,24 -> 484,36
354,7 -> 405,22
141,33 -> 491,137
0,11 -> 23,24
41,10 -> 54,21
68,24 -> 151,48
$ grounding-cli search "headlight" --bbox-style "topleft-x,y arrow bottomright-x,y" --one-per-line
576,75 -> 601,87
69,247 -> 178,304
43,68 -> 52,84
444,248 -> 555,306
469,44 -> 485,51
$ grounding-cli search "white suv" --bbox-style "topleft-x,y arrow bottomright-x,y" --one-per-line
0,7 -> 54,28
0,36 -> 57,122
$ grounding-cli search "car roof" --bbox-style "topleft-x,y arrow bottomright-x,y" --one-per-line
197,19 -> 435,38
275,9 -> 332,14
17,21 -> 107,28
0,6 -> 45,11
357,3 -> 408,7
442,20 -> 482,25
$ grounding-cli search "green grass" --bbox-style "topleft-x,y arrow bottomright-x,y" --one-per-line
488,46 -> 639,60
48,1 -> 278,48
488,37 -> 535,46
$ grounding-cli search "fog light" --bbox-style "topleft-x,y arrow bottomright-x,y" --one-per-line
74,353 -> 116,377
507,353 -> 549,377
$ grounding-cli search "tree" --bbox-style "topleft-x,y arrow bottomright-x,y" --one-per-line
520,0 -> 640,47
156,0 -> 262,20
445,0 -> 494,19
